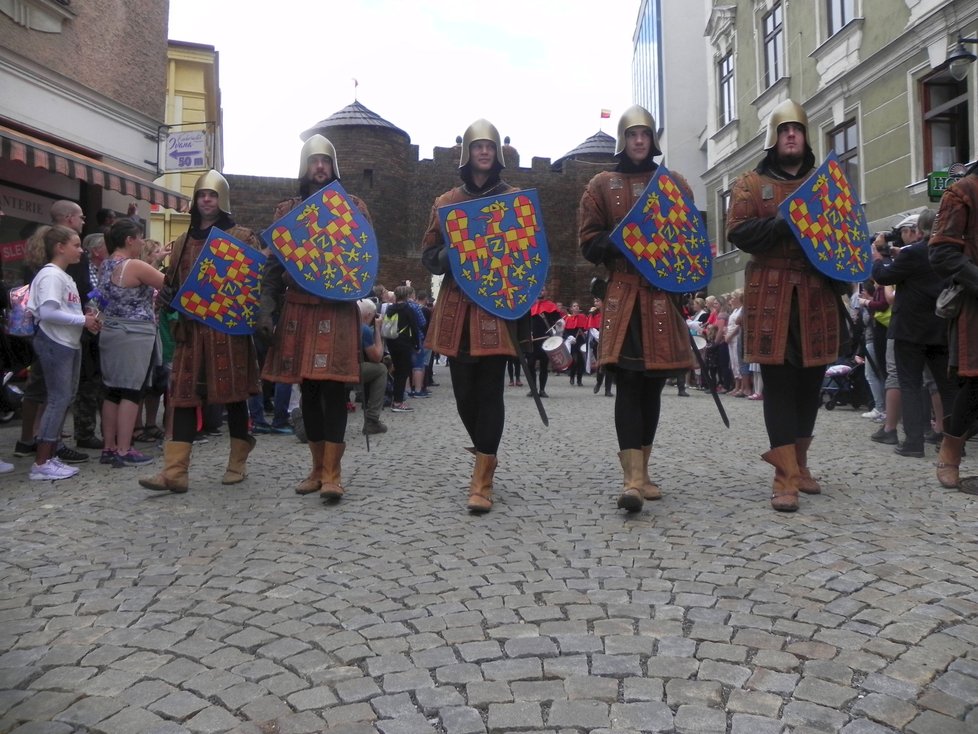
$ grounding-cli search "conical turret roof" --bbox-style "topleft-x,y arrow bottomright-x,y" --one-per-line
302,101 -> 409,142
551,130 -> 616,171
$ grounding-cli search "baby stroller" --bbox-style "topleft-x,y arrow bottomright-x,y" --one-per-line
821,359 -> 869,411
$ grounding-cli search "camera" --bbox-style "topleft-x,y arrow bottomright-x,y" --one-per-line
874,228 -> 900,256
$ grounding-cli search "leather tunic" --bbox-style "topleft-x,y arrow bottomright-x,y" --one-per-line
260,195 -> 367,384
168,225 -> 261,407
422,185 -> 519,359
727,170 -> 840,367
929,174 -> 978,377
578,170 -> 694,372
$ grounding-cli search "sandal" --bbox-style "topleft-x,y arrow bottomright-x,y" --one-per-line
134,426 -> 164,443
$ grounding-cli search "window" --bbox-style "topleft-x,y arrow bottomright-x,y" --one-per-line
762,3 -> 784,89
718,189 -> 735,254
718,53 -> 735,127
828,120 -> 859,193
826,0 -> 854,36
921,71 -> 970,173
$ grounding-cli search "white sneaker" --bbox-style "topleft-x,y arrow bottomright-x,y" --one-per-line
29,459 -> 79,480
0,458 -> 13,474
861,408 -> 883,420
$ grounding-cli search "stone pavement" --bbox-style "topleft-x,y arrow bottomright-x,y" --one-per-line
1,371 -> 977,734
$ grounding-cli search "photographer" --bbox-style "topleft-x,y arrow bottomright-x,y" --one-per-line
871,211 -> 957,458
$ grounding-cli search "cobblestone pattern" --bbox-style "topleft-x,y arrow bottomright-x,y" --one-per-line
1,375 -> 976,733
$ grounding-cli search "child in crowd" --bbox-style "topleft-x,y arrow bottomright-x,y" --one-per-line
26,226 -> 100,480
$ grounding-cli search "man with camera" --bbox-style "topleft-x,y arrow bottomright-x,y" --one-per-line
871,210 -> 957,458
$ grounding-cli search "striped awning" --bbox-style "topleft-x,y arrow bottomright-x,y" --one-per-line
0,125 -> 189,212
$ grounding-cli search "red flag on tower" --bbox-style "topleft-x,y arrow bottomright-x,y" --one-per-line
600,109 -> 611,119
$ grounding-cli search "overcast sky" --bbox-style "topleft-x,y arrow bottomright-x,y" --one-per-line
168,0 -> 640,178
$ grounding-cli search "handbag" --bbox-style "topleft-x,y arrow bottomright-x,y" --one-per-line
4,284 -> 35,337
935,281 -> 965,319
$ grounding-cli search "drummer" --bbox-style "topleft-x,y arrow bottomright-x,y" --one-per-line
525,290 -> 563,398
562,301 -> 588,387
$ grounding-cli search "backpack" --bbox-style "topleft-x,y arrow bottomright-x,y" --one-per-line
4,284 -> 35,337
381,311 -> 402,339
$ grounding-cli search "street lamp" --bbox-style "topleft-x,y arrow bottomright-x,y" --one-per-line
948,37 -> 978,81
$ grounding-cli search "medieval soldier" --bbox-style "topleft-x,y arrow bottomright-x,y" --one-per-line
929,160 -> 978,493
258,135 -> 372,502
421,119 -> 527,514
140,170 -> 262,494
726,99 -> 845,512
579,105 -> 696,513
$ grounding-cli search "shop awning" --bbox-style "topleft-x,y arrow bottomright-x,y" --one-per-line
0,125 -> 189,212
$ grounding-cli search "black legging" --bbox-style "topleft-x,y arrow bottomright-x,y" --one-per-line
614,370 -> 666,450
173,401 -> 249,443
449,356 -> 507,455
760,363 -> 824,448
525,349 -> 549,393
568,342 -> 585,385
947,376 -> 978,438
506,358 -> 521,382
301,379 -> 349,443
387,340 -> 413,402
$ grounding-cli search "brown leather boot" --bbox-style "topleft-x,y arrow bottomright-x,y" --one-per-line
640,445 -> 662,500
617,449 -> 645,512
467,452 -> 497,513
762,444 -> 801,512
139,441 -> 192,494
937,434 -> 965,489
794,437 -> 821,495
296,440 -> 325,494
320,441 -> 345,501
222,436 -> 257,485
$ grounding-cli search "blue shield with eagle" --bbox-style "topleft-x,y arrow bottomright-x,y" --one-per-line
609,165 -> 712,293
437,188 -> 549,320
778,151 -> 871,282
260,181 -> 378,300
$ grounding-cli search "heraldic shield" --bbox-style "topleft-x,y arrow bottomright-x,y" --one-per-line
171,227 -> 267,336
261,181 -> 378,300
609,165 -> 712,293
779,151 -> 871,283
437,188 -> 550,320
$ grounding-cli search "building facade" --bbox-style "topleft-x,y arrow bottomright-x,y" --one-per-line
694,0 -> 978,293
0,0 -> 186,283
633,0 -> 710,209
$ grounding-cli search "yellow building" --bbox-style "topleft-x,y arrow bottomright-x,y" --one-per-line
150,41 -> 224,245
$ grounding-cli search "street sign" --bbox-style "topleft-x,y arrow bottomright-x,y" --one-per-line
164,130 -> 209,172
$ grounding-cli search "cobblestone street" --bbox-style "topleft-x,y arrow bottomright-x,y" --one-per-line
1,372 -> 977,734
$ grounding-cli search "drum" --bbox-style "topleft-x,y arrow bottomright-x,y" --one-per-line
542,335 -> 572,372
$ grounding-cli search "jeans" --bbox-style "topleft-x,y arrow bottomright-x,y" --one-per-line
33,329 -> 81,443
248,381 -> 291,427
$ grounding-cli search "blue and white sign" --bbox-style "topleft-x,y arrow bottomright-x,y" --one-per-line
165,130 -> 209,172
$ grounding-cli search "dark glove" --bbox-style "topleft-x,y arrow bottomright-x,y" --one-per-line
772,213 -> 793,238
582,232 -> 615,266
158,282 -> 177,313
256,317 -> 276,347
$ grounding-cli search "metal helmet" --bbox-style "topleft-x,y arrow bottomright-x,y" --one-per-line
193,169 -> 230,213
615,105 -> 662,157
763,99 -> 808,150
299,134 -> 340,179
459,119 -> 505,169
